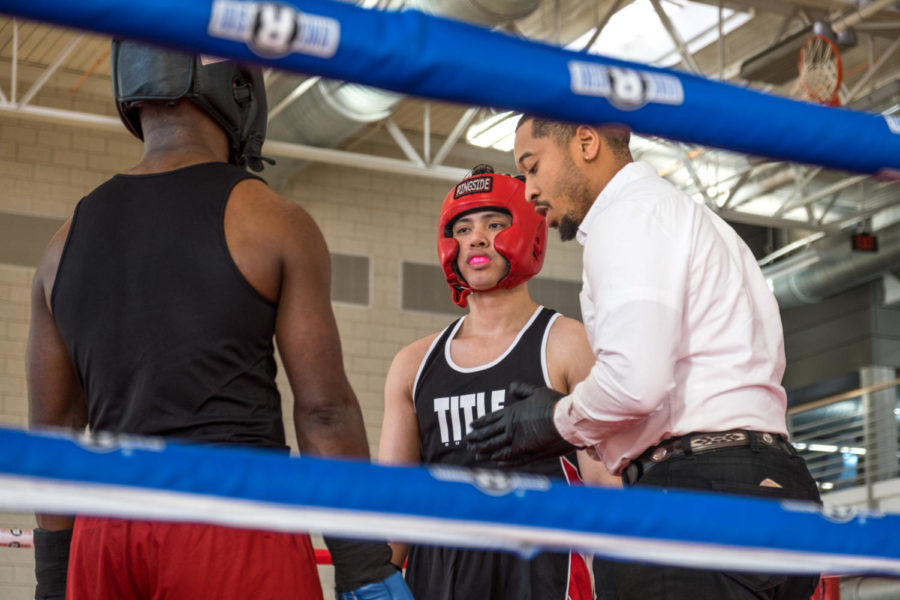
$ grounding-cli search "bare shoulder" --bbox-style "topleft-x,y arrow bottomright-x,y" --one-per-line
226,176 -> 329,292
35,219 -> 74,307
389,332 -> 441,383
230,177 -> 320,235
44,219 -> 73,265
385,332 -> 444,402
547,315 -> 590,350
547,315 -> 594,392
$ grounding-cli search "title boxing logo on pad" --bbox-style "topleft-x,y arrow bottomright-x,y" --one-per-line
429,465 -> 551,497
454,176 -> 492,199
208,0 -> 340,59
886,115 -> 900,135
568,61 -> 684,111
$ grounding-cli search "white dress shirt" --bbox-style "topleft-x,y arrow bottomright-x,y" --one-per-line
553,161 -> 789,475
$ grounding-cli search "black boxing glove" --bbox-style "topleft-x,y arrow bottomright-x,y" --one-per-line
324,537 -> 403,593
467,382 -> 578,467
33,528 -> 72,600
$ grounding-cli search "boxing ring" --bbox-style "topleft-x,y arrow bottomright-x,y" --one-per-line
1,0 -> 900,579
1,426 -> 899,577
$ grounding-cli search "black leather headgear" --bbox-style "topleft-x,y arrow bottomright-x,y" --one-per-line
111,39 -> 269,171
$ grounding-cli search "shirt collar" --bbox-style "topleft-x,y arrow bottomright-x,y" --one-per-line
576,161 -> 658,246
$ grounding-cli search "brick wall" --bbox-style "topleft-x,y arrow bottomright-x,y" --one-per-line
0,266 -> 35,600
0,535 -> 34,600
0,266 -> 31,429
0,103 -> 585,597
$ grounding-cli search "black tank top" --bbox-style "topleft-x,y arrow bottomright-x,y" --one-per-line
414,305 -> 579,478
408,306 -> 587,600
52,162 -> 286,450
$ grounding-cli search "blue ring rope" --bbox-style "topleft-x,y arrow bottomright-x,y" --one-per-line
0,0 -> 898,176
1,0 -> 899,575
0,427 -> 898,575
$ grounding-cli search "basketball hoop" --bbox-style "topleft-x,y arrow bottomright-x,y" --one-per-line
797,34 -> 843,106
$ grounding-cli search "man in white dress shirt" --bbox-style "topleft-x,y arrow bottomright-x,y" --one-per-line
467,117 -> 821,600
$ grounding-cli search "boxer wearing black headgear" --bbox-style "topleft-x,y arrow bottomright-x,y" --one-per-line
28,38 -> 410,600
111,38 -> 270,171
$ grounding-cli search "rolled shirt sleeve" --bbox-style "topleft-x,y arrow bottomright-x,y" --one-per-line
552,161 -> 790,475
554,193 -> 687,448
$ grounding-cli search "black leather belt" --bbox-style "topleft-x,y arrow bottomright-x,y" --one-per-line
622,430 -> 792,486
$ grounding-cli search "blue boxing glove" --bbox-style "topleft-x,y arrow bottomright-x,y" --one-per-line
326,537 -> 414,599
337,571 -> 414,600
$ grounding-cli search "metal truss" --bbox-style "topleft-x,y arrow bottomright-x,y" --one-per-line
0,4 -> 898,254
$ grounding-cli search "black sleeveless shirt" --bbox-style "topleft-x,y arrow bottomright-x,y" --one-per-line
52,162 -> 286,450
414,306 -> 579,478
408,306 -> 586,600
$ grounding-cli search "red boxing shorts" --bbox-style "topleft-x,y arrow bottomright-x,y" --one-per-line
67,516 -> 323,600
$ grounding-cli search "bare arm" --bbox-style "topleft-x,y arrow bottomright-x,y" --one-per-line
276,206 -> 370,457
228,182 -> 404,593
378,337 -> 434,566
379,338 -> 432,466
547,317 -> 620,487
26,221 -> 88,530
227,179 -> 371,458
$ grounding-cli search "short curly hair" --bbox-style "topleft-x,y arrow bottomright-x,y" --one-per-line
516,115 -> 631,161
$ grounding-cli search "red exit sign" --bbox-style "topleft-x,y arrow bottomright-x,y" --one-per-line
851,233 -> 878,252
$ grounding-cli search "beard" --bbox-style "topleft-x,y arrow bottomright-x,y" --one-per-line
554,153 -> 594,242
558,212 -> 581,241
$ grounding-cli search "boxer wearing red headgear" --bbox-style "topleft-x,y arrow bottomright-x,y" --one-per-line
437,164 -> 547,307
380,164 -> 619,600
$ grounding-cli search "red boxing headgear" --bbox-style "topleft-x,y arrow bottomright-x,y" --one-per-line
438,167 -> 547,307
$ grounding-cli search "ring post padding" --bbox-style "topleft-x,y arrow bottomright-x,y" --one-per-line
0,0 -> 898,178
0,427 -> 899,576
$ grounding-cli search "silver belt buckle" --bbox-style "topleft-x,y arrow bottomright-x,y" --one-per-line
650,446 -> 668,461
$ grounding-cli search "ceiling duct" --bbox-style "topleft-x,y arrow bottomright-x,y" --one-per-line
767,219 -> 900,309
738,25 -> 813,85
847,79 -> 900,113
262,0 -> 541,189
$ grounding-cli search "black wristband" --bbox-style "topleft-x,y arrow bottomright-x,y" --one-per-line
324,537 -> 398,592
33,528 -> 73,600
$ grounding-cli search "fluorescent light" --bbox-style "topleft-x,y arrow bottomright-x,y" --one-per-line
465,111 -> 519,152
840,447 -> 866,456
807,443 -> 839,453
797,441 -> 866,455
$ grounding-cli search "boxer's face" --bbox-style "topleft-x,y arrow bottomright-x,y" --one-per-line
515,121 -> 593,242
452,210 -> 512,290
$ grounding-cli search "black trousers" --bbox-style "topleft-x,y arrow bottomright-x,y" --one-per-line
613,438 -> 821,600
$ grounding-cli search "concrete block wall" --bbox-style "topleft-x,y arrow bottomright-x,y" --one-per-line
0,81 -> 139,597
0,265 -> 37,599
0,99 -> 585,597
